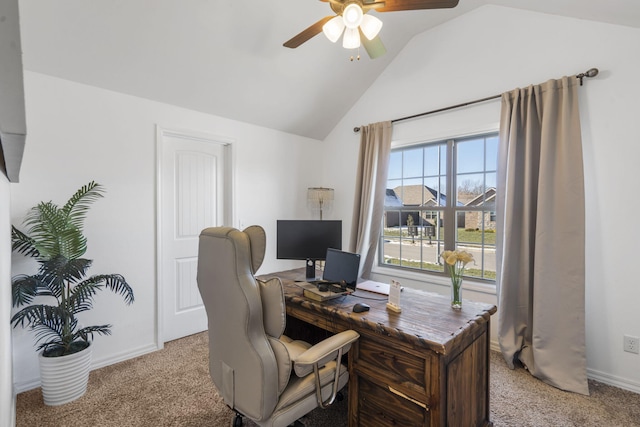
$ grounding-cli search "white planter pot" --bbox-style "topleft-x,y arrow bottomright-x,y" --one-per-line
38,344 -> 92,406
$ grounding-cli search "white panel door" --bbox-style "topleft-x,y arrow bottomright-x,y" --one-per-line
159,129 -> 230,343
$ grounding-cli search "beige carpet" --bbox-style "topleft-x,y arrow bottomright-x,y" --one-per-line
16,332 -> 640,426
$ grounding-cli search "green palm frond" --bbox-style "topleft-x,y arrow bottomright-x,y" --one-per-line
38,257 -> 92,291
74,325 -> 112,343
99,274 -> 135,305
67,278 -> 102,314
11,274 -> 52,307
61,181 -> 104,234
67,273 -> 134,311
12,275 -> 39,307
19,183 -> 103,261
56,227 -> 87,261
23,202 -> 68,259
32,316 -> 71,346
11,304 -> 66,333
11,226 -> 39,258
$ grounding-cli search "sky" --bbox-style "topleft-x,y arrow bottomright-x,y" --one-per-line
387,134 -> 498,200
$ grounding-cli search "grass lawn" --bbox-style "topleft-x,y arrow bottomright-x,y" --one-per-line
383,227 -> 495,245
382,226 -> 497,280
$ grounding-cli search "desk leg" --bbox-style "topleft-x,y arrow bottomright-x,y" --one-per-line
348,340 -> 359,427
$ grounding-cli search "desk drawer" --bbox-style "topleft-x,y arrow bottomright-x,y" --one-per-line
356,335 -> 431,400
357,375 -> 429,426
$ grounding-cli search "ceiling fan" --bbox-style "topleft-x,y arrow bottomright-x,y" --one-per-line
283,0 -> 460,59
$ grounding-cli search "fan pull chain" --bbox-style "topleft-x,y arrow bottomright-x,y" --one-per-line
349,46 -> 361,62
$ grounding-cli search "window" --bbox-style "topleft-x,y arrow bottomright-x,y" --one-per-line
379,132 -> 498,281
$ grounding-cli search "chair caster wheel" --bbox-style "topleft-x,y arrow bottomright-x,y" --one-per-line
232,413 -> 243,427
336,391 -> 344,402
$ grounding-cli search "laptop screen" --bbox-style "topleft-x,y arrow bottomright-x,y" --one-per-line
322,248 -> 361,289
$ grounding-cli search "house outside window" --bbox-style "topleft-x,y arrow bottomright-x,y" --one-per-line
379,132 -> 499,281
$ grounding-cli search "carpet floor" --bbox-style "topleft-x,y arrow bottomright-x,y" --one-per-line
16,332 -> 640,426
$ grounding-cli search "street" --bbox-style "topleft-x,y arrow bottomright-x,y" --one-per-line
381,239 -> 496,273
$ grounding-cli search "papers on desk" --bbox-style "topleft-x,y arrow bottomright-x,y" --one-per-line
387,280 -> 402,313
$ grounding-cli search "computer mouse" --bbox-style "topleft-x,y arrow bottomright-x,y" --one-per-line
352,303 -> 370,313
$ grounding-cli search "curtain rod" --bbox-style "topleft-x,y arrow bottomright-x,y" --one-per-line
353,68 -> 599,133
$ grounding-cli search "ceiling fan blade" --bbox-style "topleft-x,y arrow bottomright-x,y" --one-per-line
362,1 -> 387,8
375,0 -> 459,12
283,16 -> 335,48
361,2 -> 387,13
361,34 -> 387,59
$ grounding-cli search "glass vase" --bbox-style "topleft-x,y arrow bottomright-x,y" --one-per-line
450,279 -> 462,309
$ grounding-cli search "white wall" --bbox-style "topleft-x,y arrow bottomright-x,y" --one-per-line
10,71 -> 323,391
322,5 -> 640,393
1,175 -> 16,427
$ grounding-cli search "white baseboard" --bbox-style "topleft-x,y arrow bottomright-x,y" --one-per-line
491,338 -> 640,394
91,342 -> 160,371
587,367 -> 640,394
14,378 -> 40,395
13,342 -> 161,394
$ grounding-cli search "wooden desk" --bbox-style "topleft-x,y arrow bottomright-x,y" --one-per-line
264,269 -> 497,427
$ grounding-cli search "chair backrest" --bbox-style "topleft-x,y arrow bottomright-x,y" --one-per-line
197,226 -> 278,421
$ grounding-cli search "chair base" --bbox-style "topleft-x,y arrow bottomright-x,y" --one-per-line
232,412 -> 305,427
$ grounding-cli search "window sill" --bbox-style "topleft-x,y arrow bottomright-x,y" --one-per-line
370,264 -> 497,297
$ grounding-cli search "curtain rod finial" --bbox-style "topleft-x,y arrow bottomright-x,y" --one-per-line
354,127 -> 361,133
577,68 -> 599,85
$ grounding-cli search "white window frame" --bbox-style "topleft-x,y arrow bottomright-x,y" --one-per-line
372,124 -> 500,294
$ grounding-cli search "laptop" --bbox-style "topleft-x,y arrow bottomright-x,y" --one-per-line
301,249 -> 361,301
355,280 -> 390,295
320,248 -> 361,290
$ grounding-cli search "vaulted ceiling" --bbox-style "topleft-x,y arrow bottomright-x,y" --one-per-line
18,0 -> 640,140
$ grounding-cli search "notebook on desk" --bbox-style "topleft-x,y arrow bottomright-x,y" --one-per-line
298,281 -> 348,301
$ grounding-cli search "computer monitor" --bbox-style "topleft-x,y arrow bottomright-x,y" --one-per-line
276,220 -> 342,279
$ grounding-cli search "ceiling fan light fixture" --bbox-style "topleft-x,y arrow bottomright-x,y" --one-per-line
322,15 -> 346,43
343,3 -> 364,29
360,14 -> 383,40
342,27 -> 361,49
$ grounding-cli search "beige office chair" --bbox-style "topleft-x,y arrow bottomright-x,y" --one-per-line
197,226 -> 359,427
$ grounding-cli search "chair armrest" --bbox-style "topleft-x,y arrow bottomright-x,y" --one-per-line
293,330 -> 359,377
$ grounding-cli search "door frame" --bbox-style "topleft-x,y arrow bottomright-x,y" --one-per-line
155,125 -> 234,347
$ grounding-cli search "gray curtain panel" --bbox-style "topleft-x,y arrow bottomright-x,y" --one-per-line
496,76 -> 588,395
350,121 -> 392,278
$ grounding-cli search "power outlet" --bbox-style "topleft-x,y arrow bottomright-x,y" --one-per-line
624,335 -> 639,354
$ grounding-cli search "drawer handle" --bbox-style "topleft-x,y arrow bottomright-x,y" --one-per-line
388,387 -> 428,410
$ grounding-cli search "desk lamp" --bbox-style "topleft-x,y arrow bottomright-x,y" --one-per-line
307,187 -> 334,220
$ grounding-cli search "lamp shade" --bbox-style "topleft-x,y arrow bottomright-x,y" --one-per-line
307,187 -> 334,220
342,3 -> 363,29
342,27 -> 360,49
322,15 -> 345,43
360,14 -> 383,40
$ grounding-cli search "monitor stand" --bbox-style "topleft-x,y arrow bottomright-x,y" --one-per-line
306,259 -> 317,280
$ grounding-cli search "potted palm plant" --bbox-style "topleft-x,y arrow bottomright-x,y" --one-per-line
11,181 -> 134,405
